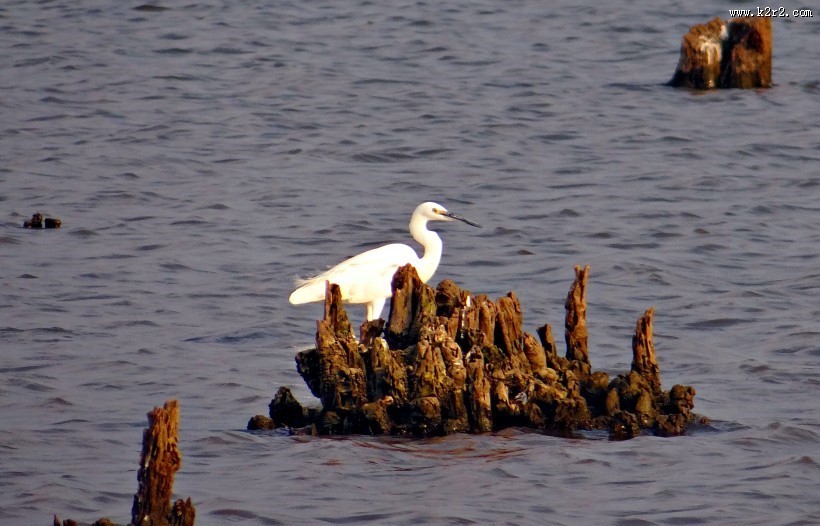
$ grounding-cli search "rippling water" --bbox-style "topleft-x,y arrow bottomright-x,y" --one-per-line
2,1 -> 819,524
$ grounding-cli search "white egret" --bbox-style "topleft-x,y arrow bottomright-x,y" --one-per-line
289,201 -> 480,321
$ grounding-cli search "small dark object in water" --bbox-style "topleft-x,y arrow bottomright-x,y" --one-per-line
23,213 -> 43,228
23,213 -> 61,229
247,414 -> 276,430
133,4 -> 170,11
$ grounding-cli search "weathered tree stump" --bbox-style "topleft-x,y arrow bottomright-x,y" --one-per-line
565,265 -> 590,381
54,400 -> 195,526
254,266 -> 704,439
632,308 -> 661,395
722,17 -> 773,88
668,16 -> 772,89
385,264 -> 437,350
133,400 -> 185,525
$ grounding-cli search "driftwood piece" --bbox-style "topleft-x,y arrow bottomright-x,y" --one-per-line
256,266 -> 703,439
668,16 -> 772,89
54,400 -> 195,526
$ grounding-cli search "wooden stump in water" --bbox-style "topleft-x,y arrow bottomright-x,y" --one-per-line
632,308 -> 661,395
668,16 -> 772,89
565,265 -> 590,381
256,265 -> 704,439
54,400 -> 195,526
722,17 -> 773,89
385,264 -> 437,350
311,283 -> 368,433
132,401 -> 183,525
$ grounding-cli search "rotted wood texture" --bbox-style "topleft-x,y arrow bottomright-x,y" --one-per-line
132,400 -> 195,526
252,265 -> 703,439
668,16 -> 772,89
54,400 -> 195,526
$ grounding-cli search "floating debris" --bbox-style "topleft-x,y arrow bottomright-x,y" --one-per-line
23,212 -> 61,229
133,4 -> 170,12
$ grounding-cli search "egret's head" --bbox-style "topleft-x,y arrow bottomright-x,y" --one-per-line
416,202 -> 480,227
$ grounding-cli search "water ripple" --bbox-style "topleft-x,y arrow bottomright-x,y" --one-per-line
2,1 -> 818,524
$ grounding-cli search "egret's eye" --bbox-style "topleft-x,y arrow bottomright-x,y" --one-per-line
432,208 -> 441,214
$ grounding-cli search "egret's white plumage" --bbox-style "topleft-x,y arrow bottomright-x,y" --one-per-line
289,202 -> 480,321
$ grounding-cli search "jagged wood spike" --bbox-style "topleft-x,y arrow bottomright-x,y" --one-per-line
565,265 -> 590,366
631,307 -> 662,395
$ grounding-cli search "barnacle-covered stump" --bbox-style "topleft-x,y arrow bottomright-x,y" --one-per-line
668,16 -> 772,89
54,400 -> 196,526
251,265 -> 701,440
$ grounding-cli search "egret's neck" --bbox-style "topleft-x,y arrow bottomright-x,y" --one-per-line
410,217 -> 443,283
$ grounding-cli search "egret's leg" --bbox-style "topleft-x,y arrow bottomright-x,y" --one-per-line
367,297 -> 386,321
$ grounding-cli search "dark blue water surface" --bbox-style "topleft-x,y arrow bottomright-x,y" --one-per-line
2,1 -> 819,524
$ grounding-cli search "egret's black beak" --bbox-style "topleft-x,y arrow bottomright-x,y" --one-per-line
443,211 -> 481,228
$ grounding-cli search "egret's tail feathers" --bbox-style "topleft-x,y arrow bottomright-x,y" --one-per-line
288,279 -> 327,305
293,275 -> 313,287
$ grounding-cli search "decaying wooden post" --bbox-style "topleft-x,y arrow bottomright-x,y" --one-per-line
632,308 -> 661,395
385,264 -> 437,350
668,17 -> 727,89
313,282 -> 368,433
54,400 -> 195,526
132,400 -> 195,526
722,17 -> 773,88
565,265 -> 590,380
668,16 -> 772,89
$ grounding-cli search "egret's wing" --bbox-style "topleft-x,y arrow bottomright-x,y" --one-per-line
289,243 -> 419,305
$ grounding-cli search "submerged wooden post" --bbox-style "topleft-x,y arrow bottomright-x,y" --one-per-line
322,281 -> 352,339
565,265 -> 590,380
668,16 -> 772,89
722,17 -> 773,88
313,283 -> 367,431
132,400 -> 195,526
385,264 -> 437,350
631,308 -> 662,395
668,17 -> 726,89
54,400 -> 195,526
